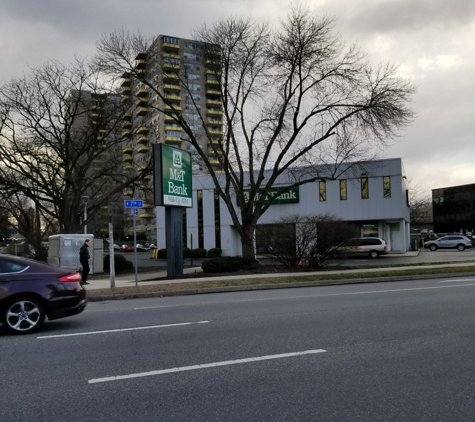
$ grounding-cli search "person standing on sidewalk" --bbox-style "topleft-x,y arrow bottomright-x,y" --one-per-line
79,239 -> 91,285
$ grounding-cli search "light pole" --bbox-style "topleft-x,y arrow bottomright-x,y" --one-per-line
82,196 -> 89,234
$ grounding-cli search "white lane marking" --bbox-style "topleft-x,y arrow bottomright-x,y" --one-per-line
131,283 -> 475,310
437,279 -> 475,283
37,321 -> 209,339
88,349 -> 327,384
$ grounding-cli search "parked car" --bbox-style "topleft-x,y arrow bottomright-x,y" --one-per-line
135,244 -> 151,252
0,254 -> 87,334
113,244 -> 121,251
424,235 -> 472,251
120,245 -> 134,252
339,237 -> 388,259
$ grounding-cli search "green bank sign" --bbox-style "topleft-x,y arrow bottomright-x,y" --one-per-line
243,186 -> 299,205
153,144 -> 193,207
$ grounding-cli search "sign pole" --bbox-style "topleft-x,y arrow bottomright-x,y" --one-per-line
108,221 -> 115,289
133,208 -> 138,287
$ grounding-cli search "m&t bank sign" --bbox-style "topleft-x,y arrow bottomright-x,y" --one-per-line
153,144 -> 193,207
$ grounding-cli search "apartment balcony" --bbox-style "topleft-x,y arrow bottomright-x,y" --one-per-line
123,112 -> 132,121
139,213 -> 154,219
120,77 -> 131,87
208,129 -> 223,135
121,95 -> 130,103
121,86 -> 131,94
164,84 -> 180,91
136,98 -> 148,107
206,109 -> 223,116
123,155 -> 133,162
136,126 -> 149,135
138,165 -> 147,172
135,53 -> 147,69
123,164 -> 133,170
206,79 -> 220,86
162,53 -> 180,59
122,129 -> 132,137
209,159 -> 221,165
136,107 -> 148,116
122,147 -> 133,154
205,59 -> 221,68
207,119 -> 222,125
165,114 -> 177,121
144,174 -> 152,180
165,105 -> 182,111
162,42 -> 180,50
124,189 -> 134,196
165,135 -> 182,142
206,89 -> 221,96
137,145 -> 150,154
122,120 -> 132,128
136,69 -> 146,76
206,69 -> 221,75
165,125 -> 182,131
165,94 -> 181,102
163,73 -> 179,82
143,203 -> 153,209
135,88 -> 148,97
137,135 -> 149,144
163,63 -> 180,70
207,99 -> 222,106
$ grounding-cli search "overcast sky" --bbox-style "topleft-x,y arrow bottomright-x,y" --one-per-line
1,0 -> 474,198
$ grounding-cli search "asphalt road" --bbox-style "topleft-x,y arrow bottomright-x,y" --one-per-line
2,275 -> 475,421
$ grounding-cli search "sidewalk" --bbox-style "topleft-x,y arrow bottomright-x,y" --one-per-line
85,251 -> 475,291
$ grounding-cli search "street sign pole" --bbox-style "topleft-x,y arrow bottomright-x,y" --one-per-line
124,199 -> 143,288
133,209 -> 138,288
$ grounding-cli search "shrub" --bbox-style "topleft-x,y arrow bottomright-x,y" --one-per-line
183,247 -> 191,258
156,248 -> 167,259
191,247 -> 207,258
201,256 -> 243,273
207,247 -> 222,258
103,254 -> 134,273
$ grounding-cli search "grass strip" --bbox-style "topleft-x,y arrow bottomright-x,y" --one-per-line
87,265 -> 475,299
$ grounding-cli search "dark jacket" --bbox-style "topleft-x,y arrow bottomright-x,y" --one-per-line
79,243 -> 90,262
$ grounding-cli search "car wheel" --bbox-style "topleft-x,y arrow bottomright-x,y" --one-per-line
429,244 -> 437,251
369,250 -> 379,259
457,244 -> 466,251
1,297 -> 45,335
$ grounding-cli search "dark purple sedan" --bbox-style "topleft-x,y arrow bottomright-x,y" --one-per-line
0,254 -> 87,334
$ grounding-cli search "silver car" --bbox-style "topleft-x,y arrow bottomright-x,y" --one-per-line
339,237 -> 388,259
424,235 -> 472,251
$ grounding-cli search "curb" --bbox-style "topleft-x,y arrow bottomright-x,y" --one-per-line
86,271 -> 475,302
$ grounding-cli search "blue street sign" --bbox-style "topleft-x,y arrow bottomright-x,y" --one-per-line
131,209 -> 138,216
124,200 -> 144,208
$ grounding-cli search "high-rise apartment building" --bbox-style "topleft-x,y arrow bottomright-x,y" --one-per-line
120,34 -> 222,240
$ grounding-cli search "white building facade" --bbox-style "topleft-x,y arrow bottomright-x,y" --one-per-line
156,158 -> 411,255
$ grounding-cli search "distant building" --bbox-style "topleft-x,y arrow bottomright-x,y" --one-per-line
120,34 -> 222,240
432,183 -> 475,234
156,158 -> 412,255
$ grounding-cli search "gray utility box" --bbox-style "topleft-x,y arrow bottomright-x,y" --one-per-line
47,234 -> 103,274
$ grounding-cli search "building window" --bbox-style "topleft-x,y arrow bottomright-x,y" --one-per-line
383,176 -> 391,198
319,181 -> 326,201
340,179 -> 347,200
214,190 -> 221,248
197,190 -> 204,248
361,174 -> 369,199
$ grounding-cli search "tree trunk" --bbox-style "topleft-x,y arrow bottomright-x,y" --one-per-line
240,224 -> 257,263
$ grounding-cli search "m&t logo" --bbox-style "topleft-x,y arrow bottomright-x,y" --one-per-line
173,150 -> 182,168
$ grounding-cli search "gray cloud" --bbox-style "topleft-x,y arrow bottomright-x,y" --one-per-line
0,0 -> 474,195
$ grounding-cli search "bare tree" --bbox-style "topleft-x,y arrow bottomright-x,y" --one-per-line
0,59 -> 150,247
94,5 -> 415,261
258,214 -> 358,267
407,179 -> 432,226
